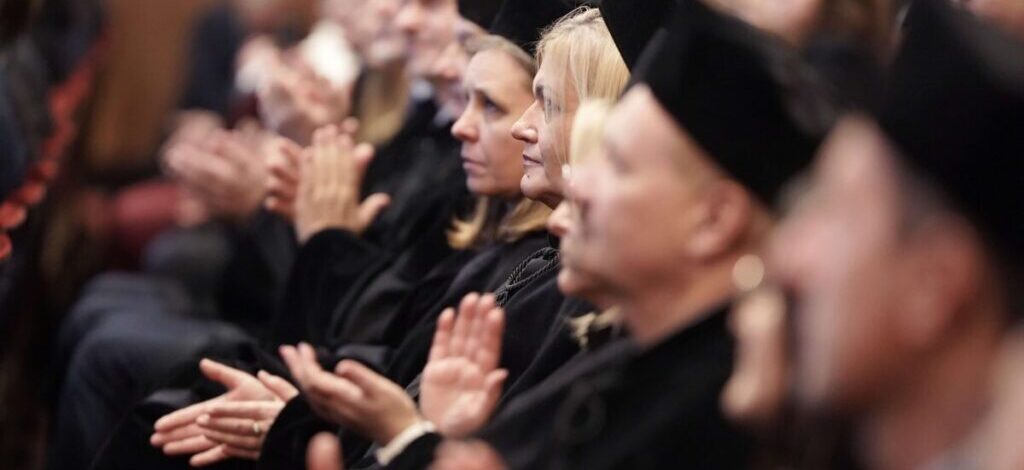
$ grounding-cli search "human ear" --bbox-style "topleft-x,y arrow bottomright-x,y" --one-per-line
898,216 -> 984,350
686,180 -> 755,261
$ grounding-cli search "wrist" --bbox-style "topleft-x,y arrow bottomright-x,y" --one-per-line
379,412 -> 425,445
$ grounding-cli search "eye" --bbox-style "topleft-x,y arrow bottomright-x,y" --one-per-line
543,97 -> 558,121
483,96 -> 503,115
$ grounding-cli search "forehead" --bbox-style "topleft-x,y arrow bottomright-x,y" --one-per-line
465,49 -> 524,85
605,87 -> 694,166
813,116 -> 899,200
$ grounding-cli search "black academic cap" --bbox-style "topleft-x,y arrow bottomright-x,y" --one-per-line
631,0 -> 838,205
599,0 -> 674,69
458,0 -> 505,29
879,0 -> 1024,267
490,0 -> 577,55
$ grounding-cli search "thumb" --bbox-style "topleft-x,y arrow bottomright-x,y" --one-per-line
334,360 -> 390,396
199,359 -> 250,390
484,369 -> 509,405
357,193 -> 391,229
351,143 -> 376,183
257,370 -> 299,401
307,432 -> 344,470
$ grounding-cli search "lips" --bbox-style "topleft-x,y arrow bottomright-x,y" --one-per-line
522,153 -> 543,166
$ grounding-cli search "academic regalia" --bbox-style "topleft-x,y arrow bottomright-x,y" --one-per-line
384,306 -> 749,470
458,0 -> 505,29
257,232 -> 556,470
347,245 -> 592,470
631,0 -> 837,206
879,0 -> 1024,272
88,91 -> 468,468
384,2 -> 842,468
598,0 -> 674,69
268,98 -> 468,352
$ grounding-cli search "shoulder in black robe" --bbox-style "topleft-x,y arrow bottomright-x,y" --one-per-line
387,305 -> 753,470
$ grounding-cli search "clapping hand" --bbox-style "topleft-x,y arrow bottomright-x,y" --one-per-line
420,293 -> 508,438
150,359 -> 297,466
280,343 -> 421,444
293,124 -> 390,243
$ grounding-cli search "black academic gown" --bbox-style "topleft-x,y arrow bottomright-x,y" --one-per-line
333,246 -> 592,469
387,305 -> 753,470
256,234 -> 562,469
88,95 -> 463,468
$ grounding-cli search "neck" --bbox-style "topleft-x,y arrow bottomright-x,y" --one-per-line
859,309 -> 1003,470
619,256 -> 737,348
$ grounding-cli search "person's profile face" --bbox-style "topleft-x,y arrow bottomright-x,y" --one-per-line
512,59 -> 577,208
769,116 -> 912,412
451,49 -> 534,199
567,87 -> 709,302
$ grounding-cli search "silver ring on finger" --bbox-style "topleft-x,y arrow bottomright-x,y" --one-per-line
252,421 -> 263,436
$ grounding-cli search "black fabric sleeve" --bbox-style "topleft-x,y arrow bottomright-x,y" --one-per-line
383,432 -> 444,470
269,228 -> 393,348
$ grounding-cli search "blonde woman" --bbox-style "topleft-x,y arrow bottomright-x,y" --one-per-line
274,5 -> 632,467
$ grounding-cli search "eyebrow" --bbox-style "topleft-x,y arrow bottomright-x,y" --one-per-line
533,79 -> 547,100
469,84 -> 506,108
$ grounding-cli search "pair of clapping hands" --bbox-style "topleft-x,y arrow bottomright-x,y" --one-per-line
162,115 -> 287,225
151,293 -> 508,467
264,120 -> 391,243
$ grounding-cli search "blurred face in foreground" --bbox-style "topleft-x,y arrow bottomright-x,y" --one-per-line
770,117 -> 909,412
769,116 -> 988,413
568,86 -> 722,310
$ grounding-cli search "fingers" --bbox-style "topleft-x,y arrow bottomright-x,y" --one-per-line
200,428 -> 262,450
450,293 -> 482,357
340,117 -> 360,136
162,434 -> 217,455
484,369 -> 509,404
307,433 -> 345,470
357,193 -> 391,229
151,422 -> 204,446
218,133 -> 257,170
199,358 -> 251,390
265,195 -> 296,220
258,370 -> 299,401
154,397 -> 219,432
280,345 -> 309,388
334,360 -> 394,398
474,306 -> 506,372
429,308 -> 456,362
351,142 -> 377,186
198,415 -> 258,436
222,445 -> 261,460
306,367 -> 363,405
204,401 -> 283,421
189,444 -> 231,467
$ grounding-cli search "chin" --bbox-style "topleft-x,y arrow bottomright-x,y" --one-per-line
466,180 -> 493,195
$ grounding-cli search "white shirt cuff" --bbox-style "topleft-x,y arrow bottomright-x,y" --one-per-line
375,420 -> 437,466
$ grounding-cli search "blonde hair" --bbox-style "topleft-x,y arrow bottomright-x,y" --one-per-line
534,7 -> 630,167
564,99 -> 622,348
354,60 -> 409,147
449,35 -> 551,249
569,99 -> 615,168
